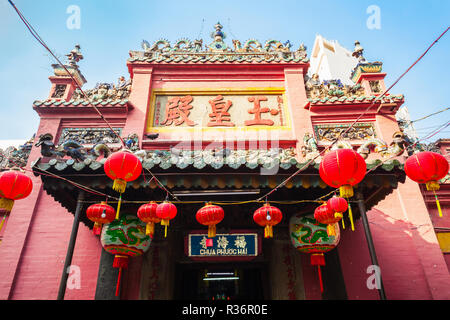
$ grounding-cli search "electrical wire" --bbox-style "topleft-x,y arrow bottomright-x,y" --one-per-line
256,25 -> 450,201
6,0 -> 449,209
8,0 -> 126,148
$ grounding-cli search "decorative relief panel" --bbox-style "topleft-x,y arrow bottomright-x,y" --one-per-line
148,90 -> 289,131
58,128 -> 123,145
313,123 -> 376,143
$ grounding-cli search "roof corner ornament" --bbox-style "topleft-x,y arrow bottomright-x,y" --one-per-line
66,44 -> 84,67
352,41 -> 366,63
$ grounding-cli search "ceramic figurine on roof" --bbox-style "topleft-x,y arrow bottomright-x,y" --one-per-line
349,40 -> 384,83
352,41 -> 366,63
209,22 -> 228,51
129,23 -> 310,64
66,44 -> 84,67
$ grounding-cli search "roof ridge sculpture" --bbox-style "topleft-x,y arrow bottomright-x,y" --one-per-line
129,22 -> 309,64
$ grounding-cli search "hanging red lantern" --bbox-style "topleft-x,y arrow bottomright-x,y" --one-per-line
156,201 -> 177,237
253,203 -> 283,238
314,203 -> 342,236
101,215 -> 151,296
86,202 -> 116,236
327,196 -> 348,230
137,201 -> 161,238
104,150 -> 142,220
290,213 -> 340,293
319,149 -> 366,231
0,170 -> 33,212
404,151 -> 449,217
196,203 -> 224,238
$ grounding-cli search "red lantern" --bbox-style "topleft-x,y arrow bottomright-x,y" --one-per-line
0,170 -> 33,212
314,203 -> 342,236
156,201 -> 177,237
196,203 -> 224,238
253,203 -> 283,238
104,150 -> 142,220
137,201 -> 161,238
86,202 -> 116,235
319,149 -> 366,231
327,196 -> 348,230
405,151 -> 449,217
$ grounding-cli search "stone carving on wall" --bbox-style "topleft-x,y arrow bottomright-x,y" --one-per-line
35,129 -> 128,162
0,136 -> 34,169
58,128 -> 123,145
305,74 -> 365,100
301,133 -> 320,161
356,131 -> 406,159
300,129 -> 406,160
314,123 -> 377,142
70,76 -> 131,102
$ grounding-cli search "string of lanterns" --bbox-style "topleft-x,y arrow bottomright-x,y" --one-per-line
0,146 -> 445,297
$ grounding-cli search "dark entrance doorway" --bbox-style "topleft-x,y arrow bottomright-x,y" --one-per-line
174,262 -> 266,300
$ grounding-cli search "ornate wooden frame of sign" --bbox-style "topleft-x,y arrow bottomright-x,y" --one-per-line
146,87 -> 292,133
185,229 -> 262,262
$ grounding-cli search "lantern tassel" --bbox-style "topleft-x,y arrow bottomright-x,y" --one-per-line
264,225 -> 273,238
326,224 -> 336,236
115,194 -> 122,220
208,224 -> 216,238
93,222 -> 102,236
115,267 -> 122,297
146,222 -> 155,237
348,200 -> 355,231
113,178 -> 127,193
341,216 -> 345,229
317,266 -> 324,293
434,191 -> 443,218
0,215 -> 6,233
339,185 -> 354,198
311,253 -> 325,293
0,198 -> 14,212
161,219 -> 169,237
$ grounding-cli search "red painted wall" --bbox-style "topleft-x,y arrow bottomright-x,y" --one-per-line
1,56 -> 449,300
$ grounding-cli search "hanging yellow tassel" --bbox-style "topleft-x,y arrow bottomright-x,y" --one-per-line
326,224 -> 336,236
146,222 -> 155,236
113,179 -> 127,193
347,200 -> 355,231
341,215 -> 345,229
161,219 -> 169,237
339,185 -> 354,198
434,191 -> 443,218
115,194 -> 122,220
208,225 -> 216,238
0,215 -> 7,233
0,198 -> 14,212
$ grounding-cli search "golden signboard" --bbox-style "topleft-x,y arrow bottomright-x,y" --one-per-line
146,88 -> 291,132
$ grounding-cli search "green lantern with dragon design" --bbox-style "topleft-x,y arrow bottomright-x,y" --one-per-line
101,215 -> 151,296
289,213 -> 340,293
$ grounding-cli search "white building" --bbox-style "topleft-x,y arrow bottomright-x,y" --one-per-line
308,35 -> 359,85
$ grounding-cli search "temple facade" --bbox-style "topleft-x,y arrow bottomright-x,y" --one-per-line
0,24 -> 449,300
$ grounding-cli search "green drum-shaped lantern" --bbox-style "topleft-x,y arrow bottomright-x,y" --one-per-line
101,215 -> 151,296
289,213 -> 340,292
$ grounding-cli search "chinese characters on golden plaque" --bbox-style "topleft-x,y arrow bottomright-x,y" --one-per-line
153,94 -> 285,128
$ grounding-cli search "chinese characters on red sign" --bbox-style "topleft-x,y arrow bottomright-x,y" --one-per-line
158,94 -> 283,127
160,95 -> 196,126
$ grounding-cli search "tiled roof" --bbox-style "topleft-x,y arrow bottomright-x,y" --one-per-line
33,98 -> 129,107
308,94 -> 404,105
128,53 -> 309,64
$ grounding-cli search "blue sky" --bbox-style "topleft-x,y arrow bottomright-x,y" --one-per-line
1,0 -> 449,143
